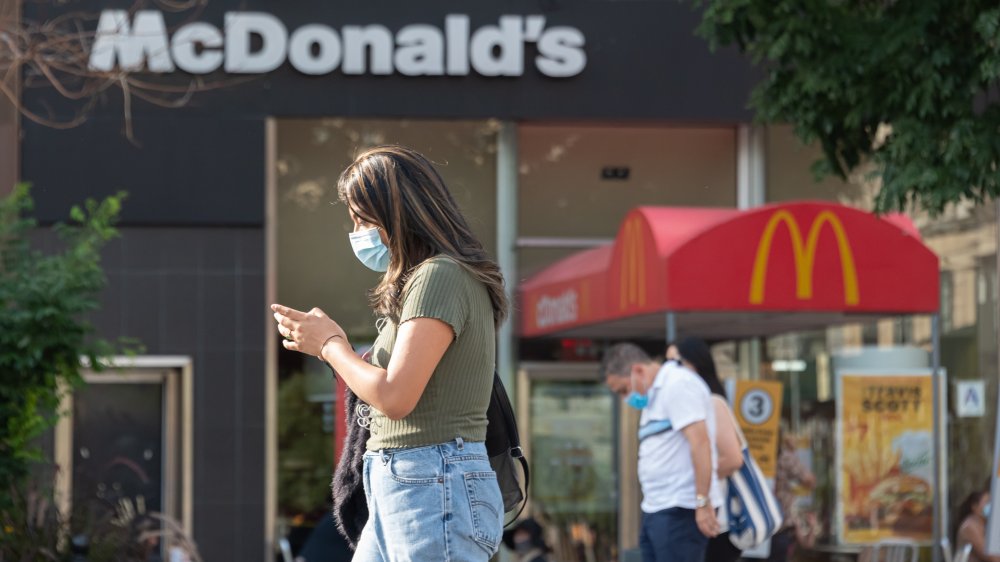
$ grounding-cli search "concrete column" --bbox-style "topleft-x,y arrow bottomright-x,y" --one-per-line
496,122 -> 518,395
737,124 -> 766,380
737,124 -> 766,209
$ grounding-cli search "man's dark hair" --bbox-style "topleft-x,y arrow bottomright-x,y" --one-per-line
601,343 -> 652,378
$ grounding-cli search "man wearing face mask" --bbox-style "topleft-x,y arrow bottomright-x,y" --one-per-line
602,343 -> 722,562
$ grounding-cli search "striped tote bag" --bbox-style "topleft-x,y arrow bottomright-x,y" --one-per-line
724,408 -> 784,550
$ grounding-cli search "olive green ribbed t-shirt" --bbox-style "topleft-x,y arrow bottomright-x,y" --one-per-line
365,255 -> 495,451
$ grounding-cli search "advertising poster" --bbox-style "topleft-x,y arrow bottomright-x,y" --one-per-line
836,371 -> 934,545
733,381 -> 784,479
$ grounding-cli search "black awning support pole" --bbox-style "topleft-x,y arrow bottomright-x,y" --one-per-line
932,313 -> 945,562
666,312 -> 677,347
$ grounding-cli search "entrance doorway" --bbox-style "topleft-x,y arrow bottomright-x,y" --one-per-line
518,361 -> 621,562
54,358 -> 192,554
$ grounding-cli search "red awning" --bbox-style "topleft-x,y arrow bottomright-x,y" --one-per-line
519,201 -> 939,340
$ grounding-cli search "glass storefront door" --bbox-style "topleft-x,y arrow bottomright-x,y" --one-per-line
519,362 -> 619,562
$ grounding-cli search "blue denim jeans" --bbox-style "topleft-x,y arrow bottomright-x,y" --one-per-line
640,507 -> 709,562
353,438 -> 504,562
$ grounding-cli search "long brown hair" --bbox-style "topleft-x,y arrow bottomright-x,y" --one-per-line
337,145 -> 508,327
953,489 -> 988,544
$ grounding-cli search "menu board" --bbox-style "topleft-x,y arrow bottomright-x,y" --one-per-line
836,371 -> 934,545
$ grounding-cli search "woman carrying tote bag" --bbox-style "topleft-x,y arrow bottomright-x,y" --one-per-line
669,338 -> 745,562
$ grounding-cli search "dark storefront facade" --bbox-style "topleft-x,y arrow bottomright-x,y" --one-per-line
15,1 -> 999,561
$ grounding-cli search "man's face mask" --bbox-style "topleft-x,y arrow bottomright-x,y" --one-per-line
625,368 -> 649,410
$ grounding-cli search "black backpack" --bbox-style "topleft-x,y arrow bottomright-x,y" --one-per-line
484,370 -> 530,525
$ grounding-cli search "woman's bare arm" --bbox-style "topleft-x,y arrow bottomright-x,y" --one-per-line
272,304 -> 452,420
713,396 -> 744,477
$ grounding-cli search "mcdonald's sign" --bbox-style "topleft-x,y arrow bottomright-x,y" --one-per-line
749,209 -> 860,306
620,216 -> 647,310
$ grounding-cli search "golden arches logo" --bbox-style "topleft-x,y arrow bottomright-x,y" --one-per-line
620,217 -> 647,309
749,210 -> 860,306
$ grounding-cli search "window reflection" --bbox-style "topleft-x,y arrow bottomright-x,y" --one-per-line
71,382 -> 164,550
530,381 -> 618,562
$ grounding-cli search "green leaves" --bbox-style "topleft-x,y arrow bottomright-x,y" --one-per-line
695,0 -> 1000,214
0,184 -> 125,510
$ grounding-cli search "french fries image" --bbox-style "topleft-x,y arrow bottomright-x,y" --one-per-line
843,431 -> 902,520
845,436 -> 901,488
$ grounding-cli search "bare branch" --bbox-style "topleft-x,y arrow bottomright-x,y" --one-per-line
4,0 -> 246,135
0,76 -> 88,129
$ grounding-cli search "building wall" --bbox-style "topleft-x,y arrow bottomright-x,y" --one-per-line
28,222 -> 268,560
90,227 -> 268,562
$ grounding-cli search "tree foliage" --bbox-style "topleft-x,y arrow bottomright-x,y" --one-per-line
0,185 -> 126,506
695,0 -> 1000,213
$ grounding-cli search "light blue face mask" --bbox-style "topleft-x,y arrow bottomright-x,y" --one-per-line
625,371 -> 649,410
349,227 -> 390,272
625,392 -> 649,410
985,503 -> 992,519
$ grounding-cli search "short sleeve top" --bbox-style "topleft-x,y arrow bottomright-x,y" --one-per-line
365,256 -> 496,451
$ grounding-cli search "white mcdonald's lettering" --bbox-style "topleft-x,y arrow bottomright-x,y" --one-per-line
536,289 -> 579,328
620,217 -> 646,309
87,11 -> 587,78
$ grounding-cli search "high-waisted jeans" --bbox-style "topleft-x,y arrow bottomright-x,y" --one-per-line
353,438 -> 504,562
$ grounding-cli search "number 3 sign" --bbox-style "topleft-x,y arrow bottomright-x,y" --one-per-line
734,381 -> 784,478
741,389 -> 775,425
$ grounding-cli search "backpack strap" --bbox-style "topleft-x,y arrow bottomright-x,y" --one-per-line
493,370 -> 531,525
505,454 -> 530,525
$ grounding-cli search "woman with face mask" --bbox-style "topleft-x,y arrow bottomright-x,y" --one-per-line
673,337 -> 745,562
271,145 -> 508,561
955,488 -> 1000,562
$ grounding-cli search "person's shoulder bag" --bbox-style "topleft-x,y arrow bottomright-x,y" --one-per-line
723,403 -> 784,550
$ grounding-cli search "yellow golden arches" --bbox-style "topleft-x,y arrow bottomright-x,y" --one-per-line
620,217 -> 647,309
749,210 -> 860,306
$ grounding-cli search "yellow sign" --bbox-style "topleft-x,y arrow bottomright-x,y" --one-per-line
734,380 -> 783,479
837,372 -> 934,545
749,209 -> 860,306
619,216 -> 647,310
